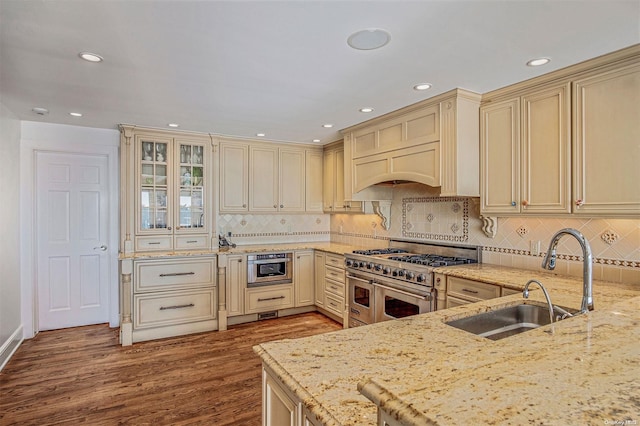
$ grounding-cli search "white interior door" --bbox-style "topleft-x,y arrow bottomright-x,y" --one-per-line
36,152 -> 110,330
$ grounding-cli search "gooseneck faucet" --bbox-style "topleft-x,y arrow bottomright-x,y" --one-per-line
541,228 -> 593,314
523,279 -> 555,324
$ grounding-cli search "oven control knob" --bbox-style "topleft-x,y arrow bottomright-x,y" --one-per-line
416,273 -> 426,283
383,266 -> 391,274
406,271 -> 416,280
345,259 -> 354,268
358,261 -> 366,268
374,264 -> 382,271
397,269 -> 406,277
367,262 -> 374,269
391,269 -> 399,276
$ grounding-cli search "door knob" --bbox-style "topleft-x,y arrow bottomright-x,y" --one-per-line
93,245 -> 108,251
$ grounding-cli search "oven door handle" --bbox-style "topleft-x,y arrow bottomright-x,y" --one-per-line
346,274 -> 373,284
248,258 -> 291,265
374,283 -> 433,301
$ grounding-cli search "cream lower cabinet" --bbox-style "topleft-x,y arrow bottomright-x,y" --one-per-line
262,365 -> 323,426
294,250 -> 315,307
124,256 -> 217,344
315,252 -> 346,325
443,276 -> 501,309
480,82 -> 571,215
314,251 -> 326,308
572,63 -> 640,215
224,253 -> 246,317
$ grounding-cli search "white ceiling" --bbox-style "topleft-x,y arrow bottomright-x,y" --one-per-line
1,0 -> 638,145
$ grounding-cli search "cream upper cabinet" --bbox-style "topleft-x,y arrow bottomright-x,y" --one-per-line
322,142 -> 362,213
480,83 -> 571,215
249,145 -> 305,212
119,126 -> 214,253
219,141 -> 249,213
572,63 -> 640,215
305,149 -> 324,212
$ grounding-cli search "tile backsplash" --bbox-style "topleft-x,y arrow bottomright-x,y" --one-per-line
217,213 -> 330,245
330,183 -> 640,285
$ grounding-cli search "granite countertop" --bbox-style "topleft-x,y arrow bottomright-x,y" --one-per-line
119,242 -> 359,259
254,265 -> 640,425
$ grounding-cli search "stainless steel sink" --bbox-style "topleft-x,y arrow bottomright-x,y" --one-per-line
445,304 -> 577,341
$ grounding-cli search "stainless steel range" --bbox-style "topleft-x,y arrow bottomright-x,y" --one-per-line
345,240 -> 479,327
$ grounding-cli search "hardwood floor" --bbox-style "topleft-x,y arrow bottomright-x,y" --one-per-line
0,313 -> 342,425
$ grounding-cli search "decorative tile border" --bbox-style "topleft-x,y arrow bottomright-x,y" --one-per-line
401,197 -> 469,242
482,246 -> 640,269
233,231 -> 330,238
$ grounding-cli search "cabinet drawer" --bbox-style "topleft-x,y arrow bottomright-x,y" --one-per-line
445,295 -> 472,309
174,235 -> 209,250
325,253 -> 344,269
135,258 -> 216,292
134,289 -> 216,330
135,236 -> 172,251
325,278 -> 345,298
324,265 -> 345,284
245,285 -> 294,314
447,277 -> 501,302
324,294 -> 344,318
502,286 -> 521,296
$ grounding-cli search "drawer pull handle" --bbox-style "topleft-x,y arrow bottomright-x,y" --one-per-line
258,296 -> 286,302
462,288 -> 479,294
159,303 -> 195,311
159,272 -> 196,277
148,242 -> 161,245
186,240 -> 198,243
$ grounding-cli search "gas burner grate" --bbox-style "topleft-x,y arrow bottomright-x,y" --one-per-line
389,254 -> 477,267
353,248 -> 408,256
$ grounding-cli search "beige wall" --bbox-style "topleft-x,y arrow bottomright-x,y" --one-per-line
330,183 -> 640,285
0,101 -> 22,369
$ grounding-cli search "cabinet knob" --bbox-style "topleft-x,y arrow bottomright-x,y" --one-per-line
167,226 -> 172,231
575,199 -> 584,207
280,204 -> 284,208
273,204 -> 277,209
511,201 -> 517,207
522,200 -> 529,208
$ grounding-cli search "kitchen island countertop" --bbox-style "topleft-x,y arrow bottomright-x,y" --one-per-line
254,264 -> 640,425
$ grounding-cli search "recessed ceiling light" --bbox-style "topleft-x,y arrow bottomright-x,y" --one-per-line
256,133 -> 266,137
69,112 -> 83,117
413,83 -> 432,91
78,52 -> 104,63
347,28 -> 391,50
312,139 -> 321,143
359,107 -> 374,113
322,124 -> 334,128
168,123 -> 179,128
32,107 -> 49,115
526,57 -> 551,67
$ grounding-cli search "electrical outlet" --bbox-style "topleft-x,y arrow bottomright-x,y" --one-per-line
339,225 -> 343,234
530,240 -> 540,255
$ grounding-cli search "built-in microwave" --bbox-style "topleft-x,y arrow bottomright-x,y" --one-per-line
247,252 -> 293,287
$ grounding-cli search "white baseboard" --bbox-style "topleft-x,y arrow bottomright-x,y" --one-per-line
0,325 -> 24,371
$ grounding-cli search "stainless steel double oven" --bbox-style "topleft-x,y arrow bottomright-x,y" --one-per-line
346,240 -> 479,327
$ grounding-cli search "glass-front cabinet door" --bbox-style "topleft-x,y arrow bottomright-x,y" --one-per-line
176,141 -> 207,233
134,133 -> 211,248
138,136 -> 173,234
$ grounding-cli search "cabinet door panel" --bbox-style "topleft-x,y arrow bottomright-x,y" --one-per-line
220,143 -> 249,212
279,148 -> 305,212
480,99 -> 520,214
521,84 -> 571,213
226,255 -> 246,317
305,150 -> 324,212
573,64 -> 640,214
250,146 -> 279,212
